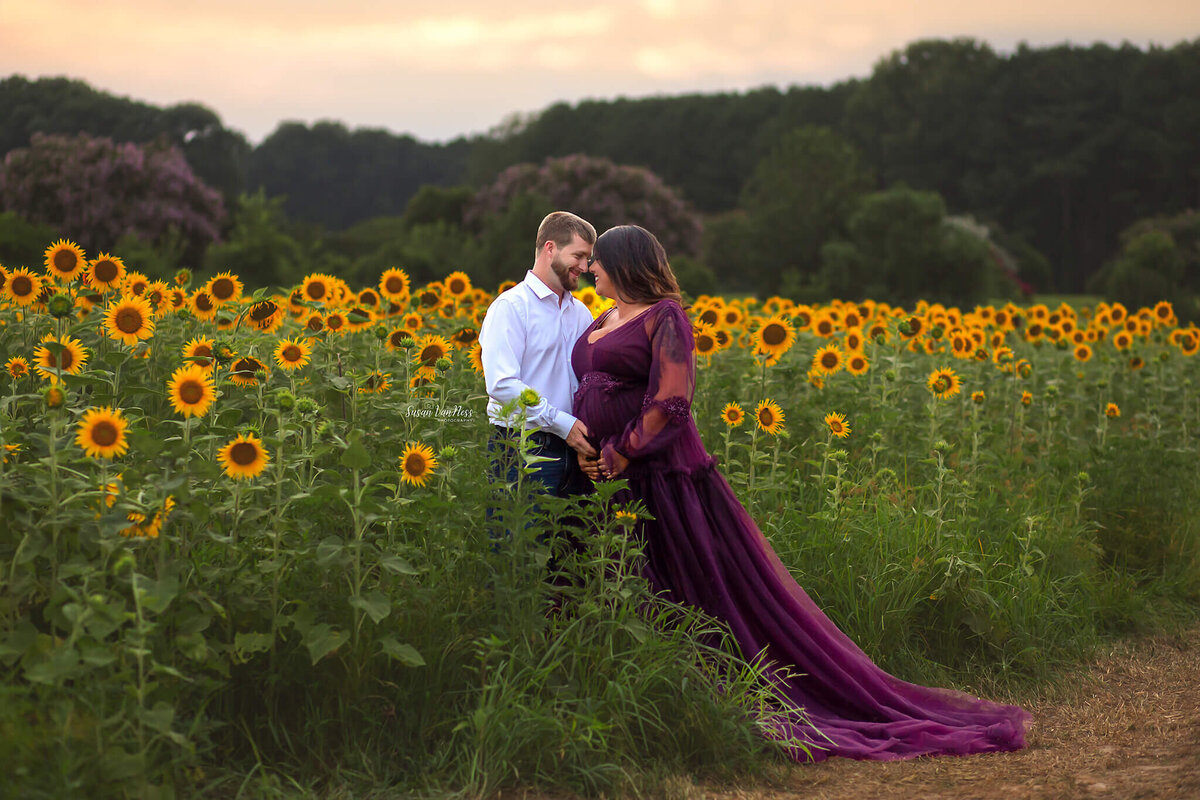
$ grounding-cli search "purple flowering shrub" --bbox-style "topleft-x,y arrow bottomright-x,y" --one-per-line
466,154 -> 703,256
0,132 -> 225,255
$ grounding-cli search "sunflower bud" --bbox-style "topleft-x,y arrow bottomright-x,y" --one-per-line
898,320 -> 913,336
373,325 -> 388,340
439,445 -> 459,461
884,369 -> 896,382
930,325 -> 944,340
47,293 -> 75,319
435,357 -> 453,373
275,388 -> 296,411
295,397 -> 319,415
44,385 -> 66,409
174,268 -> 192,287
519,388 -> 541,408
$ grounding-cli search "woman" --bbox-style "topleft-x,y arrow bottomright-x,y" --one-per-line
571,225 -> 1029,762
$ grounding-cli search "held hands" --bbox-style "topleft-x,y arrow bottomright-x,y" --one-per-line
578,444 -> 629,482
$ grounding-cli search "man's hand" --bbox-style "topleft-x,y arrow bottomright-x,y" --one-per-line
566,419 -> 598,459
578,451 -> 602,481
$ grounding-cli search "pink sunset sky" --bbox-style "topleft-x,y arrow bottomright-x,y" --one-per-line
2,0 -> 1197,143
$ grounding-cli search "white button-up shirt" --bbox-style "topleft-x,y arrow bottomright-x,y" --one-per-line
479,271 -> 595,438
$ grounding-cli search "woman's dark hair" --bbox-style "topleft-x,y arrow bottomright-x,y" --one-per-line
592,225 -> 682,305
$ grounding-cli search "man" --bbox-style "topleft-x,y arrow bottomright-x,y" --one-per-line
479,211 -> 599,497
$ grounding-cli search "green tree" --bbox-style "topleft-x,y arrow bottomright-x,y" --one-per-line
202,189 -> 307,289
726,126 -> 874,295
820,184 -> 994,306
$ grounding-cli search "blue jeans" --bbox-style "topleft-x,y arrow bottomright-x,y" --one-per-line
487,426 -> 572,547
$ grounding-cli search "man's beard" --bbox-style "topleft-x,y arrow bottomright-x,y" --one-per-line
551,252 -> 578,292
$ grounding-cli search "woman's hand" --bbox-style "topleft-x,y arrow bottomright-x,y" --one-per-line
578,451 -> 602,482
601,446 -> 630,480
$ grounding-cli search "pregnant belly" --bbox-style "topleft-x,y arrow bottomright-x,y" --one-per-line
574,372 -> 645,442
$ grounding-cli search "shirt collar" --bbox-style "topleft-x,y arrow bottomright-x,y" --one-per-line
524,270 -> 560,303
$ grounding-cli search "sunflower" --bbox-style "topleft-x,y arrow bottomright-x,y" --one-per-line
1112,330 -> 1132,350
358,370 -> 391,394
1129,355 -> 1145,371
44,239 -> 87,282
613,509 -> 639,525
823,411 -> 851,439
694,323 -> 719,361
6,356 -> 30,380
122,271 -> 149,297
356,288 -> 381,311
1073,343 -> 1093,362
444,271 -> 472,300
754,399 -> 785,435
811,313 -> 837,338
898,315 -> 924,339
300,273 -> 334,304
413,334 -> 453,369
324,311 -> 348,334
302,311 -> 326,335
402,312 -> 424,333
245,299 -> 285,333
721,402 -> 745,427
182,336 -> 215,372
811,344 -> 845,376
167,364 -> 216,418
1180,332 -> 1200,357
34,334 -> 88,381
839,352 -> 867,377
754,316 -> 796,365
1105,402 -> 1120,419
1020,391 -> 1033,406
1153,301 -> 1174,325
273,338 -> 312,370
229,356 -> 269,387
399,442 -> 438,486
416,284 -> 442,311
695,304 -> 720,328
843,328 -> 865,353
497,280 -> 517,295
451,325 -> 479,348
926,367 -> 961,400
468,342 -> 485,375
217,432 -> 270,480
103,295 -> 156,347
4,267 -> 42,306
379,268 -> 411,303
85,253 -> 126,292
972,390 -> 986,405
76,406 -> 129,459
385,327 -> 415,352
190,289 -> 218,321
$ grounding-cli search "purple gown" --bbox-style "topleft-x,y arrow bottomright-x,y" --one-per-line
571,299 -> 1030,762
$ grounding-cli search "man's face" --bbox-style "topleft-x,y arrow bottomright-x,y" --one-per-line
550,234 -> 593,293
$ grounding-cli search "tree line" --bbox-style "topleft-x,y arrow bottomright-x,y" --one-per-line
2,36 -> 1198,310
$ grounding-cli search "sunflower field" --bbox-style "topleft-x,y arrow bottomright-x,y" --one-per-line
2,240 -> 1198,797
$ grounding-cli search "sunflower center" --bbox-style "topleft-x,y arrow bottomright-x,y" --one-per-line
817,321 -> 832,335
94,259 -> 119,282
192,345 -> 213,366
115,307 -> 144,334
697,334 -> 715,352
449,279 -> 466,294
759,410 -> 775,426
212,278 -> 235,299
196,293 -> 213,311
307,317 -> 324,332
933,377 -> 949,393
385,276 -> 405,294
366,374 -> 380,390
830,421 -> 844,433
404,453 -> 426,475
251,302 -> 277,321
420,291 -> 438,307
820,352 -> 838,369
405,317 -> 420,330
762,324 -> 786,346
130,281 -> 147,295
327,316 -> 344,329
91,421 -> 118,447
11,275 -> 32,296
179,380 -> 204,405
53,249 -> 78,273
700,309 -> 718,326
420,346 -> 442,365
230,441 -> 259,466
283,345 -> 302,362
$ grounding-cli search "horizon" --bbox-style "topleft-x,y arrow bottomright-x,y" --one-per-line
2,1 -> 1199,145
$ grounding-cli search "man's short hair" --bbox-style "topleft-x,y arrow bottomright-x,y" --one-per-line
535,211 -> 597,255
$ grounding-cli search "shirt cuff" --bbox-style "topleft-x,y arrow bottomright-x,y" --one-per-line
549,409 -> 577,440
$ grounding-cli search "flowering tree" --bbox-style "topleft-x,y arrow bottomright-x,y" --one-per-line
465,154 -> 703,256
0,132 -> 225,257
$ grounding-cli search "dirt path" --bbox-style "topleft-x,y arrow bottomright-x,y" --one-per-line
691,624 -> 1200,800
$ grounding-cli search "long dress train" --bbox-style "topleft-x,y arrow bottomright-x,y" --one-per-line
571,299 -> 1030,761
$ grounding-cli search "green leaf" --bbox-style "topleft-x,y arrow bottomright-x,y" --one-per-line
340,430 -> 371,469
379,637 -> 426,667
138,574 -> 179,615
379,555 -> 419,576
303,623 -> 346,665
349,590 -> 391,624
233,632 -> 274,656
78,640 -> 117,667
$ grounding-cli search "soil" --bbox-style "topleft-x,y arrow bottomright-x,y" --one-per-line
691,624 -> 1200,800
502,624 -> 1200,800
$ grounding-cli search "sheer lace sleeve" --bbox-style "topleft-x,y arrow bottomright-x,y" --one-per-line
602,301 -> 695,468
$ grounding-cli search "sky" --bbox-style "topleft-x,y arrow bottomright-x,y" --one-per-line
3,1 -> 1198,144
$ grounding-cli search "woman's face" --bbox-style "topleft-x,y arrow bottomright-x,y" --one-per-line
587,257 -> 616,300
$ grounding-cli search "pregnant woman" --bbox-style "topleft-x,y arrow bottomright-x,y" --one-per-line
571,224 -> 1030,761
